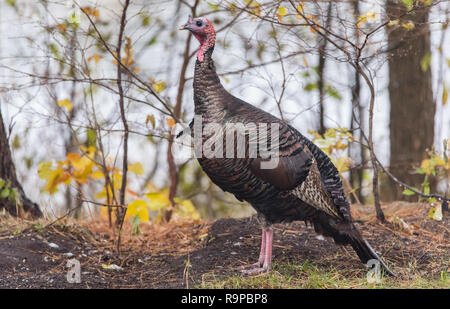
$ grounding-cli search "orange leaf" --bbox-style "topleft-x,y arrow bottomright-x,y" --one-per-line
166,118 -> 176,129
302,56 -> 308,68
81,7 -> 99,19
88,53 -> 102,64
56,23 -> 67,33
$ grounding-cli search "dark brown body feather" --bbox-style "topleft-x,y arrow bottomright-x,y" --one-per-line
190,48 -> 393,275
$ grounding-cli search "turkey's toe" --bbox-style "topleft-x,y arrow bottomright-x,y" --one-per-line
236,262 -> 262,271
240,267 -> 269,275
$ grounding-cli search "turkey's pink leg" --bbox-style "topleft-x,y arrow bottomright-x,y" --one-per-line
240,227 -> 273,275
258,229 -> 267,265
263,227 -> 273,271
237,228 -> 266,270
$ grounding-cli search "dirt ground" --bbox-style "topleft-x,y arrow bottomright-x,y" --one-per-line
0,202 -> 448,288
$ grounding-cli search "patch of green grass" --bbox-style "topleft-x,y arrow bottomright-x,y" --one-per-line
32,223 -> 44,233
196,260 -> 449,289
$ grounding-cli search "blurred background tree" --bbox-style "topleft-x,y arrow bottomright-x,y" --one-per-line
385,0 -> 436,201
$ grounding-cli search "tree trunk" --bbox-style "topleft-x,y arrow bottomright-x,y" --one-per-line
317,2 -> 333,135
385,1 -> 435,200
349,0 -> 365,204
0,105 -> 42,218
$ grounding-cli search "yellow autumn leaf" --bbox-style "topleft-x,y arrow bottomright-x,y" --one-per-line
421,156 -> 445,174
387,19 -> 399,27
80,145 -> 96,158
334,140 -> 348,151
402,21 -> 415,30
245,0 -> 261,17
101,264 -> 123,271
94,187 -> 107,199
421,158 -> 431,170
57,99 -> 73,112
127,199 -> 149,222
62,171 -> 72,185
228,2 -> 237,15
295,3 -> 305,19
154,81 -> 166,93
428,204 -> 443,221
278,7 -> 287,16
38,161 -> 54,180
146,115 -> 155,128
442,86 -> 448,106
129,162 -> 144,175
90,170 -> 104,180
357,16 -> 367,28
366,11 -> 376,20
324,128 -> 337,139
307,129 -> 322,139
145,192 -> 170,211
122,37 -> 135,67
112,173 -> 123,189
431,156 -> 445,167
56,160 -> 67,167
335,156 -> 352,173
357,11 -> 376,28
72,156 -> 94,183
43,168 -> 65,194
314,139 -> 334,155
277,7 -> 287,22
175,199 -> 200,220
88,53 -> 102,64
166,117 -> 176,129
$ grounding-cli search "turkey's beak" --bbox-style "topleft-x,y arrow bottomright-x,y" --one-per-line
179,15 -> 193,30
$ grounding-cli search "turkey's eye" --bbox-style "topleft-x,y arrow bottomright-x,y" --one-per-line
196,20 -> 203,27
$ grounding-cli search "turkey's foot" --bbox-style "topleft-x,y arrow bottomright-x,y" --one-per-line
236,228 -> 266,271
236,262 -> 263,271
240,264 -> 271,275
237,227 -> 273,275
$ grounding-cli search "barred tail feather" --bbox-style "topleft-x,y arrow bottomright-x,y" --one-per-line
312,214 -> 394,276
349,236 -> 395,277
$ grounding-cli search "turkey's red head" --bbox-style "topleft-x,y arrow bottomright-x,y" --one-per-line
179,15 -> 216,62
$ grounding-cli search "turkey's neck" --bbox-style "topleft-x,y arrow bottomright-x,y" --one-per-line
193,48 -> 230,121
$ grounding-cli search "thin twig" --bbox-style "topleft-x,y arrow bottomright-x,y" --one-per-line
111,0 -> 131,255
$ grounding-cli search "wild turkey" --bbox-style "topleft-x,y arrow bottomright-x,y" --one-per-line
179,16 -> 393,276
